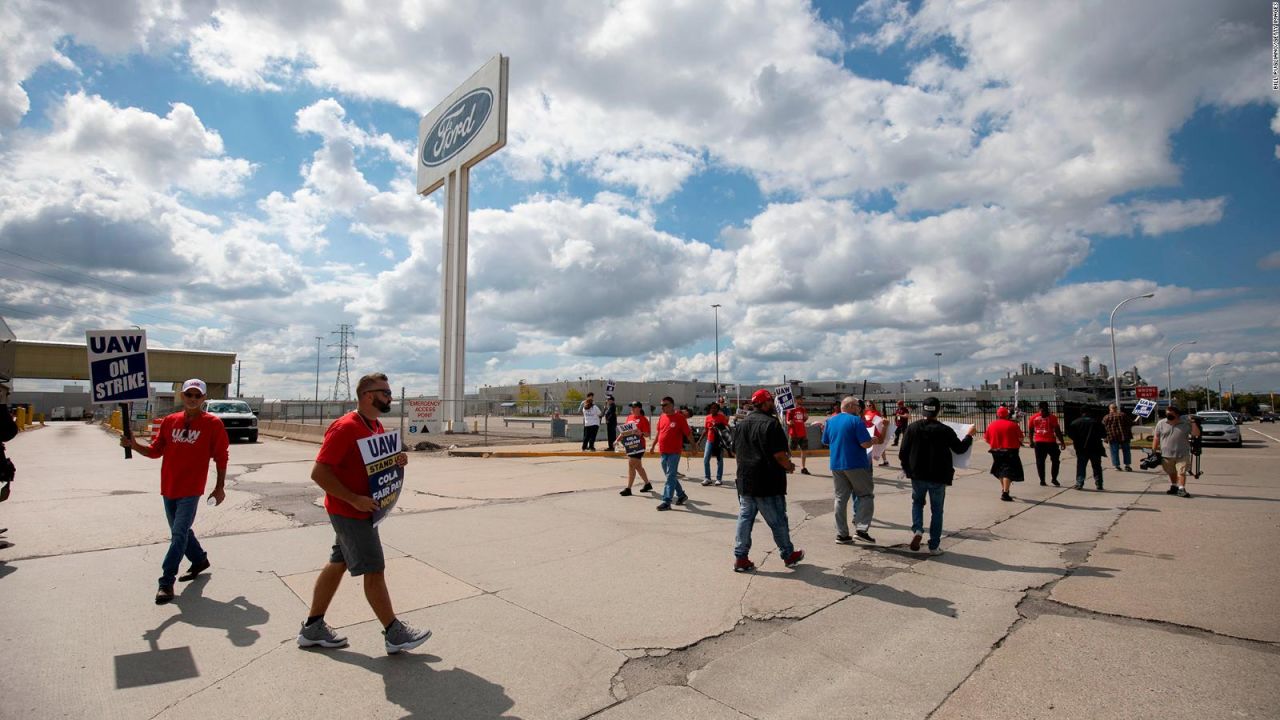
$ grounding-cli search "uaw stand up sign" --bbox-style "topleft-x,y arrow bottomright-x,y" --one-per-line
86,329 -> 149,459
417,54 -> 508,430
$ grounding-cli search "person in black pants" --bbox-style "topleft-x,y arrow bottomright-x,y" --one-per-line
580,393 -> 602,451
1067,411 -> 1106,490
1028,402 -> 1066,486
603,395 -> 619,451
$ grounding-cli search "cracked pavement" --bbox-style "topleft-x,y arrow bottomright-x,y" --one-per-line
1,422 -> 1277,719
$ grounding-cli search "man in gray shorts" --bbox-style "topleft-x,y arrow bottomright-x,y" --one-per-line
1153,405 -> 1200,498
297,372 -> 431,654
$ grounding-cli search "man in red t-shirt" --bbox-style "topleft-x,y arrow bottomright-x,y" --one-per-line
123,378 -> 229,605
650,395 -> 692,510
1028,401 -> 1066,486
701,401 -> 730,486
785,396 -> 811,475
296,372 -> 430,655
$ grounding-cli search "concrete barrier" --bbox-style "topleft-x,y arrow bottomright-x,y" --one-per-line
258,420 -> 328,444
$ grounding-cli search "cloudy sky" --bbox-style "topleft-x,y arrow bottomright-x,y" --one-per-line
1,0 -> 1277,399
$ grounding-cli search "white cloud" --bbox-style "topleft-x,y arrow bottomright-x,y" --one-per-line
1259,251 -> 1280,270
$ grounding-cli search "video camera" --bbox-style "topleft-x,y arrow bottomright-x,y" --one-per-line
1138,449 -> 1162,471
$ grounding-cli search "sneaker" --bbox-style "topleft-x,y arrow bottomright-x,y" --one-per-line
656,503 -> 671,511
783,549 -> 805,567
298,620 -> 349,649
675,494 -> 688,506
640,483 -> 653,492
619,488 -> 632,497
1051,479 -> 1061,487
909,533 -> 922,551
179,557 -> 211,582
1166,486 -> 1179,495
929,547 -> 944,556
835,535 -> 854,544
1074,483 -> 1084,490
733,557 -> 756,572
1039,480 -> 1047,486
1124,466 -> 1133,472
714,479 -> 723,486
799,468 -> 811,475
1000,492 -> 1012,502
1112,466 -> 1122,472
1177,487 -> 1191,498
1095,484 -> 1104,491
383,619 -> 432,655
855,530 -> 876,544
701,478 -> 713,486
155,585 -> 175,605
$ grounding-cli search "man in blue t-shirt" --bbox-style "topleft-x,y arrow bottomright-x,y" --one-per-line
821,396 -> 878,543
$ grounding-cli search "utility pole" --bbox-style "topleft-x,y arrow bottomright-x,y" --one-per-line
329,324 -> 357,401
711,304 -> 721,398
235,359 -> 242,397
314,336 -> 323,402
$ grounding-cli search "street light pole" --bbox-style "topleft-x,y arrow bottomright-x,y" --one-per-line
1110,292 -> 1156,406
934,352 -> 942,390
1205,362 -> 1230,412
314,336 -> 323,403
1165,339 -> 1197,406
711,303 -> 721,399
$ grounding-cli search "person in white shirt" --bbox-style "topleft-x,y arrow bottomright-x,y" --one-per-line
581,392 -> 603,451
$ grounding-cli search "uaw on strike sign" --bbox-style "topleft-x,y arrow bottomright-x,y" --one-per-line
86,329 -> 149,404
359,431 -> 404,526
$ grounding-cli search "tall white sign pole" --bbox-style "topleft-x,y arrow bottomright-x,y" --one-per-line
417,55 -> 508,430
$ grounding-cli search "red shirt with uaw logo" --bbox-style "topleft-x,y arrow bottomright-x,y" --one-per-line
144,411 -> 230,498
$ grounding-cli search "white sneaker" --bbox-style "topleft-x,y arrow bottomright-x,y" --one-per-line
929,547 -> 944,556
701,478 -> 713,486
714,479 -> 723,486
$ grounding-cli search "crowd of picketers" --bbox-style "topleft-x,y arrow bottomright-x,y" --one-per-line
60,370 -> 1205,660
596,390 -> 1203,570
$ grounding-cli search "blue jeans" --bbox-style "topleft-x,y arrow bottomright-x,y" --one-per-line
660,453 -> 685,503
160,495 -> 206,587
1108,440 -> 1131,468
734,494 -> 794,559
703,440 -> 723,481
910,480 -> 947,551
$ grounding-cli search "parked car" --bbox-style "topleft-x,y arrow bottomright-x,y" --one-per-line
1194,411 -> 1242,448
1260,412 -> 1279,423
205,399 -> 259,443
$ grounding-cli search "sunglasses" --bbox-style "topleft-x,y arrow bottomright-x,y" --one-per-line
364,389 -> 393,397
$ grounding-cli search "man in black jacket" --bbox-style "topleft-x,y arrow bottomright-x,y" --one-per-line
731,388 -> 804,573
1067,410 -> 1106,491
0,380 -> 18,548
603,395 -> 619,452
898,397 -> 975,556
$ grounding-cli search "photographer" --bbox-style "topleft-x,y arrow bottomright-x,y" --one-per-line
1153,406 -> 1200,498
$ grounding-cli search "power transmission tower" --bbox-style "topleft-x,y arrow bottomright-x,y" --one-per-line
329,324 -> 357,400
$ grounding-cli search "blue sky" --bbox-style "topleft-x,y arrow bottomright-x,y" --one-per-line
0,0 -> 1276,398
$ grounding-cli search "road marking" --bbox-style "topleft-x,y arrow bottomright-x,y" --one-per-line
1247,427 -> 1280,443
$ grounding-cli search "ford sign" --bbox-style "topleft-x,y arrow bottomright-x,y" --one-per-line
421,88 -> 493,168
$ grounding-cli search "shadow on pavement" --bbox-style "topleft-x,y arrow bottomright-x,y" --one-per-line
0,561 -> 14,580
680,499 -> 739,521
755,562 -> 958,618
321,649 -> 518,719
144,575 -> 270,648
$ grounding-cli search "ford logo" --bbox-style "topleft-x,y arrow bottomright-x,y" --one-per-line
421,88 -> 493,167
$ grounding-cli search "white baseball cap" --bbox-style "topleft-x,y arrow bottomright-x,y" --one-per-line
181,378 -> 207,395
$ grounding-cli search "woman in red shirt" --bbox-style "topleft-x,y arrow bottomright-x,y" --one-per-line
984,406 -> 1025,502
619,402 -> 652,496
